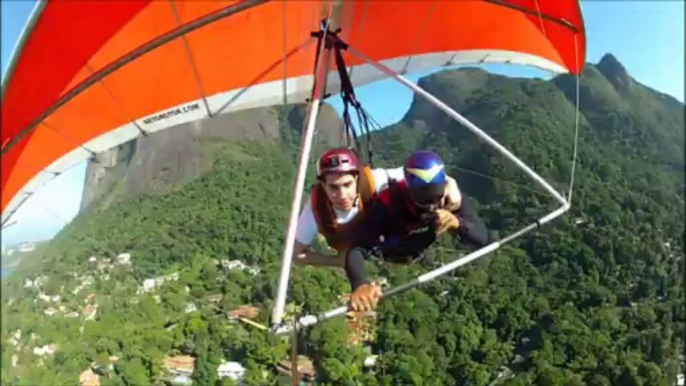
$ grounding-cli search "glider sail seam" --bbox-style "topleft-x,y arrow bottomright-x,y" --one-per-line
0,0 -> 271,227
168,0 -> 212,118
0,0 -> 270,157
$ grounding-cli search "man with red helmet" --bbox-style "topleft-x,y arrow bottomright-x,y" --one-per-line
293,147 -> 462,267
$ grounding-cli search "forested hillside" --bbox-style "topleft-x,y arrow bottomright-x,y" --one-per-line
1,54 -> 683,386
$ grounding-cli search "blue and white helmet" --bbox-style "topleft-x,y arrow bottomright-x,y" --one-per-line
403,150 -> 447,206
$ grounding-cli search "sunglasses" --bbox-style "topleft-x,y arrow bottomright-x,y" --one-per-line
409,182 -> 446,208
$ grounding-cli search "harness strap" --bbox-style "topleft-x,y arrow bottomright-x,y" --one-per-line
309,20 -> 337,102
311,21 -> 382,168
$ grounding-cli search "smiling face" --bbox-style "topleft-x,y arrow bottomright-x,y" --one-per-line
322,172 -> 358,211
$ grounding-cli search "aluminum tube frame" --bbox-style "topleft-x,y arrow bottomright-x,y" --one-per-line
271,4 -> 343,328
272,44 -> 574,335
270,91 -> 325,328
273,203 -> 570,335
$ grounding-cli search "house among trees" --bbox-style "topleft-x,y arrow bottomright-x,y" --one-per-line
277,356 -> 315,383
83,304 -> 98,321
163,355 -> 195,385
115,253 -> 131,265
217,360 -> 246,383
79,369 -> 100,386
205,293 -> 223,303
227,305 -> 260,320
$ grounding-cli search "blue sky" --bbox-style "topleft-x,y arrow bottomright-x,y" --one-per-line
1,1 -> 684,249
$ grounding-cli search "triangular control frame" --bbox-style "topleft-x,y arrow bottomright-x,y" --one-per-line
271,13 -> 580,335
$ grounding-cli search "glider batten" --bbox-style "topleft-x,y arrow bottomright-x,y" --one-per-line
168,0 -> 213,118
1,0 -> 587,222
0,47 -> 571,218
484,0 -> 580,32
0,0 -> 274,218
341,0 -> 581,75
83,61 -> 151,138
396,0 -> 442,76
280,0 -> 288,105
1,0 -> 271,159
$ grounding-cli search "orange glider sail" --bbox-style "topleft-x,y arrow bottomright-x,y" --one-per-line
0,0 -> 586,221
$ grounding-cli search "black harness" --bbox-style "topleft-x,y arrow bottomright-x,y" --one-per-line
372,180 -> 439,265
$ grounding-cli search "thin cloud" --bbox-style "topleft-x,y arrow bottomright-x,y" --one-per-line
1,162 -> 86,249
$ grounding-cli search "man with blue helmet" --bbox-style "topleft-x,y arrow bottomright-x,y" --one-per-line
344,150 -> 489,312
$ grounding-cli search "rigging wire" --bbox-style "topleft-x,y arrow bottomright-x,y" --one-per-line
451,165 -> 552,197
567,33 -> 582,204
324,26 -> 560,200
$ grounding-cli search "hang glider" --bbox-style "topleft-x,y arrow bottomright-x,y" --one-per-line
0,0 -> 586,333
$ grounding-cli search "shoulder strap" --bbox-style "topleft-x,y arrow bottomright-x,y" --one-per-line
388,178 -> 416,219
311,183 -> 336,233
357,165 -> 377,204
388,178 -> 402,209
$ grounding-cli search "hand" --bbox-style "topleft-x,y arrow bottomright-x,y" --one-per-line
442,177 -> 462,211
349,284 -> 382,312
435,209 -> 460,235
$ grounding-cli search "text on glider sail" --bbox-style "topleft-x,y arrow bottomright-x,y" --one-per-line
141,103 -> 201,125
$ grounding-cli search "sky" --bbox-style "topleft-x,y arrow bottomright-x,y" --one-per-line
1,1 -> 684,250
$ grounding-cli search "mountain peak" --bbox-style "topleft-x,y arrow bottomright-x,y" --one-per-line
596,53 -> 633,92
597,53 -> 626,74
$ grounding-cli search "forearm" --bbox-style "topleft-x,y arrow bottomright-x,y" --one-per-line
456,217 -> 489,248
345,247 -> 370,290
344,198 -> 388,290
452,199 -> 489,248
443,176 -> 462,210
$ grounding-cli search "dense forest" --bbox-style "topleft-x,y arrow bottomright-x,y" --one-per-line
1,54 -> 684,386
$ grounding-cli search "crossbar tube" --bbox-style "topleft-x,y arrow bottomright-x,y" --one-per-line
273,203 -> 570,335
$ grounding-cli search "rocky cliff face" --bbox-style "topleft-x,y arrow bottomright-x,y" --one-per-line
80,103 -> 345,212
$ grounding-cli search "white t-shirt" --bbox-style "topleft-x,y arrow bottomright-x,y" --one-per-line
294,167 -> 405,246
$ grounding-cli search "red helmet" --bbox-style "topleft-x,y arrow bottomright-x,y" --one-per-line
316,148 -> 361,179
